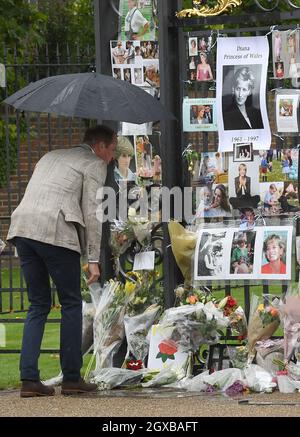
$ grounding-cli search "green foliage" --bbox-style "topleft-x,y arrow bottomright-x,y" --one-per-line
0,118 -> 27,189
0,0 -> 47,48
37,0 -> 95,60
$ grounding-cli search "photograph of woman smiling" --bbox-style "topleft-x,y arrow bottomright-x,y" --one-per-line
223,66 -> 264,131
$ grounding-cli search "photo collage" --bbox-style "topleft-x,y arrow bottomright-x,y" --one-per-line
194,147 -> 299,218
187,35 -> 214,82
272,30 -> 300,80
194,226 -> 293,281
110,40 -> 159,88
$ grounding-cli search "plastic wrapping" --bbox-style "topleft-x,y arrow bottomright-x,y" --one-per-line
227,345 -> 248,370
90,368 -> 145,390
158,302 -> 229,351
276,374 -> 300,393
255,339 -> 284,375
168,221 -> 197,286
278,291 -> 300,363
85,280 -> 132,379
0,239 -> 5,255
142,355 -> 193,388
247,294 -> 281,360
123,304 -> 161,367
243,364 -> 276,392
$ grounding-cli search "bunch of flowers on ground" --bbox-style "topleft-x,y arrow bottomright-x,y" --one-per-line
174,285 -> 217,306
217,295 -> 247,340
247,294 -> 281,361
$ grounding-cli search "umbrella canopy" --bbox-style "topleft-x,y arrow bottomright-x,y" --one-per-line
3,72 -> 174,124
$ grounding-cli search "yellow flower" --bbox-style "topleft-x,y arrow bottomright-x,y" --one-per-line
124,281 -> 136,295
257,304 -> 264,312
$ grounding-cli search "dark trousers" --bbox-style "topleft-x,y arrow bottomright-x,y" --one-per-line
14,237 -> 82,382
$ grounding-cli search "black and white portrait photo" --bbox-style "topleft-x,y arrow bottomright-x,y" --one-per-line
216,36 -> 271,152
196,231 -> 226,278
233,143 -> 253,162
222,65 -> 263,131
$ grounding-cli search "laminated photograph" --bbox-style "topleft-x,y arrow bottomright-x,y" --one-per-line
194,230 -> 229,280
216,36 -> 271,151
197,151 -> 228,185
110,40 -> 159,88
258,148 -> 300,214
182,97 -> 217,132
272,30 -> 300,80
229,230 -> 257,279
275,91 -> 300,133
258,148 -> 298,183
188,37 -> 198,56
256,226 -> 293,280
134,134 -> 161,179
233,142 -> 253,162
113,135 -> 137,183
195,184 -> 231,219
194,226 -> 293,281
118,0 -> 158,41
228,153 -> 261,209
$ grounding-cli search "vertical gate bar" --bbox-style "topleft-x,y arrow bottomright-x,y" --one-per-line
158,0 -> 183,307
244,284 -> 250,322
16,111 -> 24,310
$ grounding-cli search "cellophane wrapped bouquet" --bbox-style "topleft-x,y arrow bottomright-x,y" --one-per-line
247,294 -> 281,362
217,295 -> 247,340
85,279 -> 135,380
158,301 -> 229,353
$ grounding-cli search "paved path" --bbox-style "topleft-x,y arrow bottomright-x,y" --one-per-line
0,389 -> 300,417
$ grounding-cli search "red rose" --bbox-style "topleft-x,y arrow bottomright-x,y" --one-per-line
158,339 -> 178,356
126,359 -> 143,371
227,296 -> 237,308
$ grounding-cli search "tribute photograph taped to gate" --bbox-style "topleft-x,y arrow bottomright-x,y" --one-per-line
216,36 -> 271,152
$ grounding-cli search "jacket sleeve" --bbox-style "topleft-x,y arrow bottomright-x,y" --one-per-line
81,160 -> 107,262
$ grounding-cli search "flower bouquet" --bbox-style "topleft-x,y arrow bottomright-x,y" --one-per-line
89,368 -> 145,391
278,292 -> 300,365
227,345 -> 248,370
174,285 -> 217,307
123,304 -> 161,369
168,221 -> 197,287
158,301 -> 229,351
218,295 -> 247,340
0,239 -> 5,255
84,279 -> 135,380
247,294 -> 280,361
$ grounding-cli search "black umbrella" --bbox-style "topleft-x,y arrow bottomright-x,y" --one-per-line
3,72 -> 174,123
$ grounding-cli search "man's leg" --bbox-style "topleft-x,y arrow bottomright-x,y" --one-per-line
14,237 -> 52,381
36,244 -> 82,382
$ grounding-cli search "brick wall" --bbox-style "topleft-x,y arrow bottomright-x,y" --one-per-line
0,116 -> 86,239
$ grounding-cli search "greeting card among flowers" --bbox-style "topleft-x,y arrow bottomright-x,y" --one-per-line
147,324 -> 189,370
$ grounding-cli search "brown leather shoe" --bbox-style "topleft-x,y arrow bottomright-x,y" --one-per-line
20,380 -> 55,398
61,378 -> 98,395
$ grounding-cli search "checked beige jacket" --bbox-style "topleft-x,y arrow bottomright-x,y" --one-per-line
7,144 -> 107,261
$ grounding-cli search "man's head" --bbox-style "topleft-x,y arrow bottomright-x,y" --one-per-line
83,125 -> 117,163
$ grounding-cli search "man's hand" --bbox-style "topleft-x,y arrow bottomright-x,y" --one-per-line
87,262 -> 100,286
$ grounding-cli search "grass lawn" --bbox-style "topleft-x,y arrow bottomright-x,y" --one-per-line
0,266 -> 294,389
